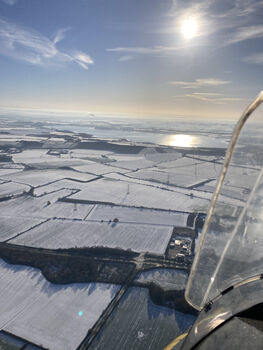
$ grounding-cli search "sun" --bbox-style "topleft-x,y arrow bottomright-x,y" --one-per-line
181,18 -> 198,40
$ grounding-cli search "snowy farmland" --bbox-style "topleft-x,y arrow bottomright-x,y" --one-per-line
126,168 -> 211,188
1,169 -> 97,187
0,112 -> 237,349
68,177 -> 210,212
0,191 -> 79,219
0,259 -> 120,350
0,166 -> 24,177
0,181 -> 30,198
10,219 -> 173,254
0,216 -> 45,242
109,158 -> 155,171
71,162 -> 128,175
33,179 -> 90,196
87,204 -> 190,227
39,201 -> 94,220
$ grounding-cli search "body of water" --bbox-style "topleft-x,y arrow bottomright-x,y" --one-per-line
51,121 -> 232,149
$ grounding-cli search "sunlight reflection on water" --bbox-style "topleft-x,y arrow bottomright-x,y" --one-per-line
164,134 -> 195,147
161,134 -> 227,148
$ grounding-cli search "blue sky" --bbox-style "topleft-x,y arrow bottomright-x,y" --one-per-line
0,0 -> 263,119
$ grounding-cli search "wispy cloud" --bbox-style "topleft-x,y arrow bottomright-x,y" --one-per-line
52,28 -> 70,45
118,55 -> 135,62
0,17 -> 94,70
184,92 -> 245,104
107,45 -> 182,55
224,25 -> 263,45
212,0 -> 263,18
71,51 -> 94,70
169,78 -> 231,89
1,0 -> 17,5
243,52 -> 263,64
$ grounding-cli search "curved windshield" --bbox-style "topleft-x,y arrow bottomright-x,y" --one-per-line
185,92 -> 263,310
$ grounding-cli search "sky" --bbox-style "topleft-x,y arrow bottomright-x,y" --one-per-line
0,0 -> 263,119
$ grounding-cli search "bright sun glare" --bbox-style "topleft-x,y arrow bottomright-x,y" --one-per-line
181,18 -> 198,40
168,134 -> 194,148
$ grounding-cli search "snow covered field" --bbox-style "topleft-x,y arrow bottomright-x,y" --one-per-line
1,169 -> 96,187
71,162 -> 128,175
33,179 -> 91,196
39,201 -> 94,220
10,219 -> 173,254
126,168 -> 211,188
68,177 -> 209,212
0,191 -> 78,218
0,216 -> 45,242
109,158 -> 154,171
0,181 -> 30,198
87,204 -> 190,227
0,259 -> 120,350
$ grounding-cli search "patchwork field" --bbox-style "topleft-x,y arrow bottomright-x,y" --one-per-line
10,219 -> 173,254
87,204 -> 190,227
0,259 -> 120,350
68,177 -> 209,212
0,216 -> 46,242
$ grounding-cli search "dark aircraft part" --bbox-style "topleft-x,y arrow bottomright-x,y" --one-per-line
194,311 -> 263,350
180,277 -> 263,350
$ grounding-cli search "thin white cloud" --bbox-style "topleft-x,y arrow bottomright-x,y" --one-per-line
212,0 -> 263,18
53,28 -> 70,45
0,17 -> 94,70
225,25 -> 263,45
1,0 -> 17,5
184,92 -> 244,104
72,51 -> 94,69
118,55 -> 135,62
107,45 -> 182,55
243,52 -> 263,64
169,78 -> 231,89
107,45 -> 185,62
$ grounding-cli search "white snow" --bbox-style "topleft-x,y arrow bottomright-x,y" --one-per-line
33,179 -> 92,196
110,159 -> 154,171
40,202 -> 94,220
0,216 -> 45,241
126,168 -> 210,188
144,152 -> 182,163
2,169 -> 96,187
0,191 -> 76,219
68,178 -> 209,212
71,162 -> 127,175
10,219 -> 173,254
87,204 -> 189,227
0,259 -> 119,350
0,181 -> 30,198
